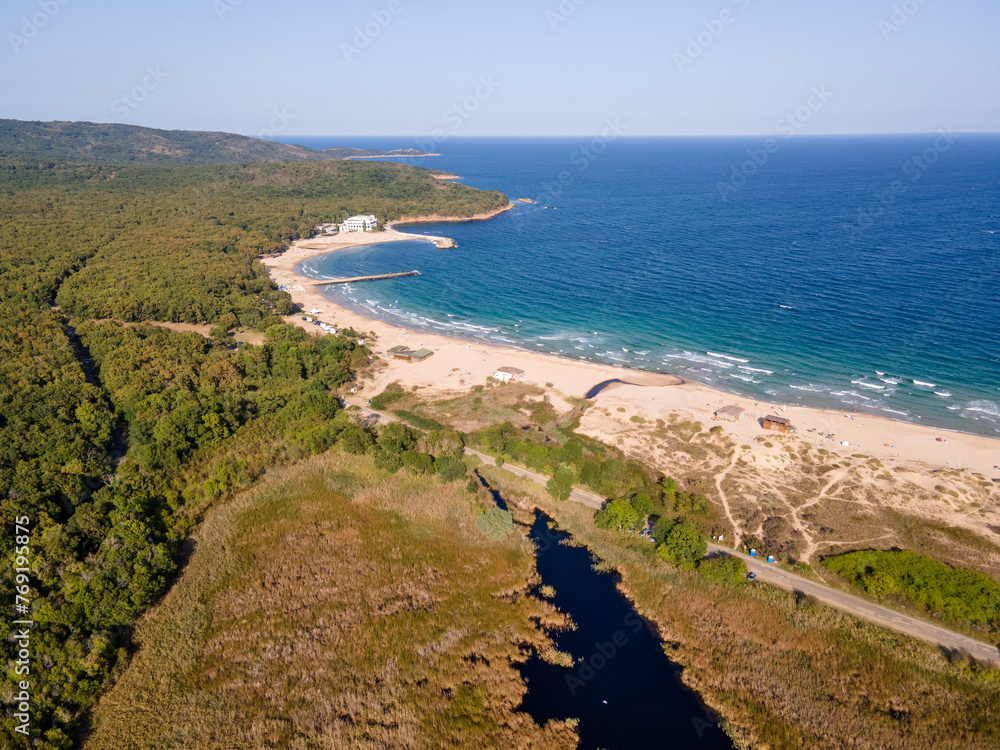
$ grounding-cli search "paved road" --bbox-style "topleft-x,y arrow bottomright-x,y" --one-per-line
350,401 -> 1000,666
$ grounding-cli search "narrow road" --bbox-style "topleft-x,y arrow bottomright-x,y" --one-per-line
464,449 -> 604,509
350,400 -> 1000,666
711,544 -> 1000,665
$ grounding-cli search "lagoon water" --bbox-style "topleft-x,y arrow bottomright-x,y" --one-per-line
518,511 -> 734,750
473,466 -> 733,749
284,135 -> 1000,437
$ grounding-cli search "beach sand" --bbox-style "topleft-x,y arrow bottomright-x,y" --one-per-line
262,229 -> 1000,482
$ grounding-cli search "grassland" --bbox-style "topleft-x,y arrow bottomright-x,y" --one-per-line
83,451 -> 577,750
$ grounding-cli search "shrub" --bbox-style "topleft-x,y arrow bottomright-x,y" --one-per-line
369,382 -> 405,410
400,450 -> 435,474
698,555 -> 748,585
475,507 -> 514,541
434,456 -> 467,483
339,424 -> 374,455
393,409 -> 444,431
823,549 -> 1000,630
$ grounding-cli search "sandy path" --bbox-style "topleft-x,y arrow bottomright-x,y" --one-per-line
713,449 -> 745,540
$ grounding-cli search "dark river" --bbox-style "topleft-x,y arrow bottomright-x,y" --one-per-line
518,511 -> 735,750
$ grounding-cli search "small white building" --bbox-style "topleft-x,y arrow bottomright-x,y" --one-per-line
340,214 -> 378,232
492,366 -> 525,383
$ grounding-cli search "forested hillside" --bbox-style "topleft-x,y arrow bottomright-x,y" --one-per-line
0,150 -> 508,748
1,159 -> 506,324
0,119 -> 431,165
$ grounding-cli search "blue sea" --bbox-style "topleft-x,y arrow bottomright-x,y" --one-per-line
276,135 -> 1000,437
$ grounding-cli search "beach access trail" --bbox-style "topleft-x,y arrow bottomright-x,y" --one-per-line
349,399 -> 1000,667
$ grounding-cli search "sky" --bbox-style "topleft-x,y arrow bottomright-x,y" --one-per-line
1,0 -> 998,137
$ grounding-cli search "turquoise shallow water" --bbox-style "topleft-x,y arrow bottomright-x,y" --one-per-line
285,136 -> 1000,437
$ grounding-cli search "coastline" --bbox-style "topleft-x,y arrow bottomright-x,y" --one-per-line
342,152 -> 442,159
262,225 -> 1000,482
385,201 -> 517,228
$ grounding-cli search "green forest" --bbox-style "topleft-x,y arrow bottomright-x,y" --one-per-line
0,146 -> 508,748
0,120 -> 433,165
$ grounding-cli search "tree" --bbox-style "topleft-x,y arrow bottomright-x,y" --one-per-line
527,445 -> 550,473
594,499 -> 640,533
400,450 -> 434,474
546,463 -> 574,502
629,493 -> 654,519
652,516 -> 677,544
657,520 -> 706,563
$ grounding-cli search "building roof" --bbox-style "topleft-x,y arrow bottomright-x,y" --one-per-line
495,366 -> 525,376
764,415 -> 791,425
715,405 -> 745,419
388,345 -> 433,361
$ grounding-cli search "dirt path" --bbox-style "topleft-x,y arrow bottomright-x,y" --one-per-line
713,449 -> 745,541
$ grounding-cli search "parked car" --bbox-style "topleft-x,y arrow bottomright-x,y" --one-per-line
746,572 -> 757,582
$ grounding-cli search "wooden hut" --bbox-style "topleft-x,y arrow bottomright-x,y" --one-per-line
762,415 -> 794,434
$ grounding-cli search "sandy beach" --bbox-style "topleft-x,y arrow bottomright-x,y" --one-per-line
262,226 -> 1000,483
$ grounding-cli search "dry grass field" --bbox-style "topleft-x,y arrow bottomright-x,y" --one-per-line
83,451 -> 577,750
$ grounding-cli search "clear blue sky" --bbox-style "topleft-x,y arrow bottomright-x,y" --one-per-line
2,0 -> 997,136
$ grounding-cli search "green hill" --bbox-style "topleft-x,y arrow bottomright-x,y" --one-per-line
0,119 -> 431,165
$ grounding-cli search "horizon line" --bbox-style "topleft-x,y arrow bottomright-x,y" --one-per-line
258,131 -> 1000,140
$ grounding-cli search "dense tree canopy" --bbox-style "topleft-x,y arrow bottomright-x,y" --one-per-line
0,149 -> 508,749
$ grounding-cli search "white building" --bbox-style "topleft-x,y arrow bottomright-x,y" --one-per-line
492,366 -> 525,383
340,214 -> 378,232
